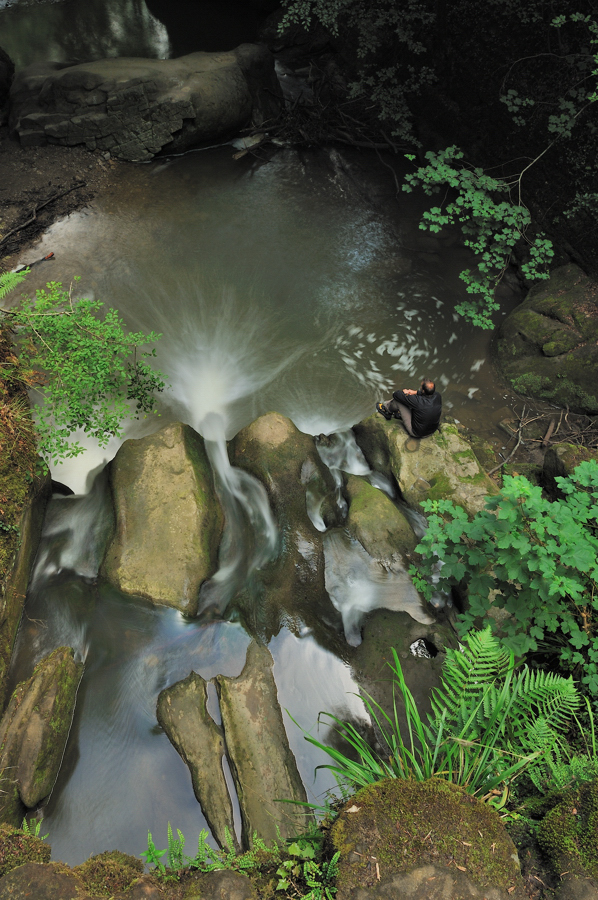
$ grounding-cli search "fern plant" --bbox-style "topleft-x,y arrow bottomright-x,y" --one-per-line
301,628 -> 582,805
0,270 -> 28,303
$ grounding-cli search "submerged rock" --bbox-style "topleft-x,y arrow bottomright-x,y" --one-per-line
103,423 -> 223,615
229,412 -> 340,640
157,672 -> 237,850
497,264 -> 598,415
216,641 -> 311,846
9,45 -> 279,161
0,647 -> 83,825
354,417 -> 497,516
331,778 -> 523,899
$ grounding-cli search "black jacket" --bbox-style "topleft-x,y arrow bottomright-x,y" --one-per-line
393,389 -> 442,437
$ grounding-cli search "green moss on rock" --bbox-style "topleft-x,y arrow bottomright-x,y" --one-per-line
331,778 -> 521,897
538,778 -> 598,878
0,823 -> 51,877
74,849 -> 143,896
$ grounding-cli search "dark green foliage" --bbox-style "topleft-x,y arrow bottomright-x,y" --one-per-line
412,460 -> 598,693
1,274 -> 165,462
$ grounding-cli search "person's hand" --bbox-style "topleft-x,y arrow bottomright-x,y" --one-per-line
403,388 -> 417,395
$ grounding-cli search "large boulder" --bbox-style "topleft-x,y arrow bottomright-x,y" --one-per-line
102,423 -> 223,615
215,641 -> 311,846
353,417 -> 497,516
0,647 -> 83,825
0,472 -> 51,710
0,862 -> 92,900
157,672 -> 237,850
229,413 -> 341,641
331,779 -> 523,899
496,264 -> 598,415
9,45 -> 279,161
344,474 -> 417,563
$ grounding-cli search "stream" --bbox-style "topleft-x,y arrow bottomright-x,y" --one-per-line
2,0 -> 525,866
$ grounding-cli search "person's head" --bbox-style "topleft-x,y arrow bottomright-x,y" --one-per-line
421,379 -> 435,395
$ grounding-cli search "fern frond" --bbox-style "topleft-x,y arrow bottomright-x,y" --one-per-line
0,270 -> 28,303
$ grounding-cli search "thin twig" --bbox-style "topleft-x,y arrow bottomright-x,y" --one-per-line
0,182 -> 86,248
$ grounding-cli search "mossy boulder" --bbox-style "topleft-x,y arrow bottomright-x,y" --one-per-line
344,474 -> 417,562
542,443 -> 598,497
537,778 -> 598,879
496,264 -> 598,414
229,413 -> 340,640
0,824 -> 50,878
157,671 -> 237,850
331,778 -> 522,899
0,861 -> 92,899
353,418 -> 497,516
215,641 -> 311,847
0,470 -> 51,711
73,850 -> 143,897
0,646 -> 83,825
102,423 -> 224,616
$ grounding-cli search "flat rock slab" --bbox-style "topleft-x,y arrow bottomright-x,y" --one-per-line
103,422 -> 223,615
497,264 -> 598,415
157,671 -> 237,849
0,862 -> 92,899
9,45 -> 279,161
216,641 -> 311,846
354,418 -> 497,516
348,864 -> 528,900
0,647 -> 83,824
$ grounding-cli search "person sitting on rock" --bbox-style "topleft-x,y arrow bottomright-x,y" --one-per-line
376,379 -> 442,438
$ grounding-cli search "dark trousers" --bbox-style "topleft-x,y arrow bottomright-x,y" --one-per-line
384,399 -> 415,436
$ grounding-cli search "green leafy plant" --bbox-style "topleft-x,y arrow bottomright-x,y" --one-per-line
300,629 -> 582,806
402,146 -> 554,328
0,274 -> 165,463
19,817 -> 49,841
412,460 -> 598,694
276,839 -> 340,899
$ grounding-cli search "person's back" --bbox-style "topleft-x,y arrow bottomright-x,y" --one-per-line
377,378 -> 442,438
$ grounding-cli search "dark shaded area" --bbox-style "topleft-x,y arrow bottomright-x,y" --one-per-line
146,0 -> 268,55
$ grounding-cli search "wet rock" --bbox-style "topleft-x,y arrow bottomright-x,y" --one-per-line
555,875 -> 598,900
0,647 -> 83,825
497,264 -> 598,415
344,474 -> 417,562
323,531 -> 433,647
103,423 -> 223,615
215,641 -> 311,846
0,47 -> 14,124
331,779 -> 523,900
113,878 -> 164,900
183,870 -> 256,900
354,418 -> 497,516
157,672 -> 237,850
9,46 -> 280,161
0,823 -> 51,878
0,471 -> 51,710
229,412 -> 339,641
0,862 -> 91,899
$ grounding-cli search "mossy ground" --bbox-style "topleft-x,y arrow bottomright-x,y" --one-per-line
331,778 -> 522,896
0,823 -> 51,877
537,778 -> 598,878
73,849 -> 144,896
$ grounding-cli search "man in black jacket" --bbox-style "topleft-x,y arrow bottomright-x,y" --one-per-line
376,379 -> 441,438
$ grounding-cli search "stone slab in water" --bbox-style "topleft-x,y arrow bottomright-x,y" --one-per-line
9,44 -> 279,161
102,422 -> 224,615
0,646 -> 83,823
354,417 -> 497,516
216,641 -> 311,846
157,671 -> 237,850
